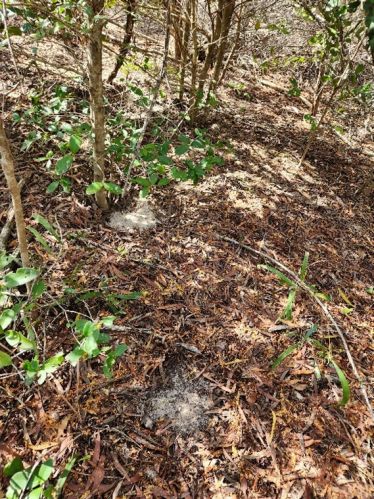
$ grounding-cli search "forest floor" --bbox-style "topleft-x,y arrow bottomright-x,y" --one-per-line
1,63 -> 374,497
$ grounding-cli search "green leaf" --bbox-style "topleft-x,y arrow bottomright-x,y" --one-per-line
6,469 -> 30,498
5,330 -> 35,351
55,154 -> 73,175
69,135 -> 81,154
54,456 -> 77,496
158,155 -> 172,165
0,252 -> 15,270
149,173 -> 158,185
30,459 -> 54,487
81,335 -> 98,356
114,343 -> 127,356
171,167 -> 188,181
103,344 -> 127,378
128,84 -> 144,96
3,458 -> 24,478
281,288 -> 297,320
46,181 -> 60,194
158,178 -> 169,186
31,280 -> 46,299
0,309 -> 17,330
101,316 -> 116,327
330,360 -> 350,406
66,347 -> 84,366
32,214 -> 59,239
175,144 -> 189,155
305,324 -> 318,339
271,344 -> 299,369
0,351 -> 12,368
86,182 -> 104,195
132,177 -> 151,187
27,227 -> 53,254
314,291 -> 331,301
366,287 -> 374,295
103,182 -> 123,195
340,306 -> 354,315
141,186 -> 150,197
258,264 -> 296,287
191,139 -> 205,149
43,353 -> 64,373
28,486 -> 43,499
7,26 -> 22,36
5,268 -> 39,288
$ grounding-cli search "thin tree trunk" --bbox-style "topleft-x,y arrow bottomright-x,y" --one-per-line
0,118 -> 30,267
171,0 -> 183,59
87,0 -> 109,210
217,2 -> 242,87
179,0 -> 191,101
107,0 -> 136,84
190,0 -> 198,110
209,0 -> 236,92
192,0 -> 226,114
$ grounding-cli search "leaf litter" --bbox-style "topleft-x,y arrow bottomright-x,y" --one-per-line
1,59 -> 374,498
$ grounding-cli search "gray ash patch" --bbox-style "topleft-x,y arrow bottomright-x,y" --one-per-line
143,372 -> 212,435
108,198 -> 157,231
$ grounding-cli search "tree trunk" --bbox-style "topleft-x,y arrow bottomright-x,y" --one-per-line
87,0 -> 109,210
0,118 -> 30,267
107,0 -> 136,84
179,0 -> 191,101
171,0 -> 183,59
210,0 -> 236,92
193,0 -> 227,113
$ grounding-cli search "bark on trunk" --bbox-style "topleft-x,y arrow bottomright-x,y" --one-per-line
171,0 -> 183,59
210,0 -> 236,91
107,0 -> 136,84
0,118 -> 30,267
87,0 -> 109,210
179,0 -> 191,101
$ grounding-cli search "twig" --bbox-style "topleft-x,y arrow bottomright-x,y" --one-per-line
218,234 -> 374,422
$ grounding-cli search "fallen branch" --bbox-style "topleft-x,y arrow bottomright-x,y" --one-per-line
218,234 -> 374,422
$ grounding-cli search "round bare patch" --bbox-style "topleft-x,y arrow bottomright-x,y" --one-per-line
143,372 -> 212,435
108,199 -> 157,231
